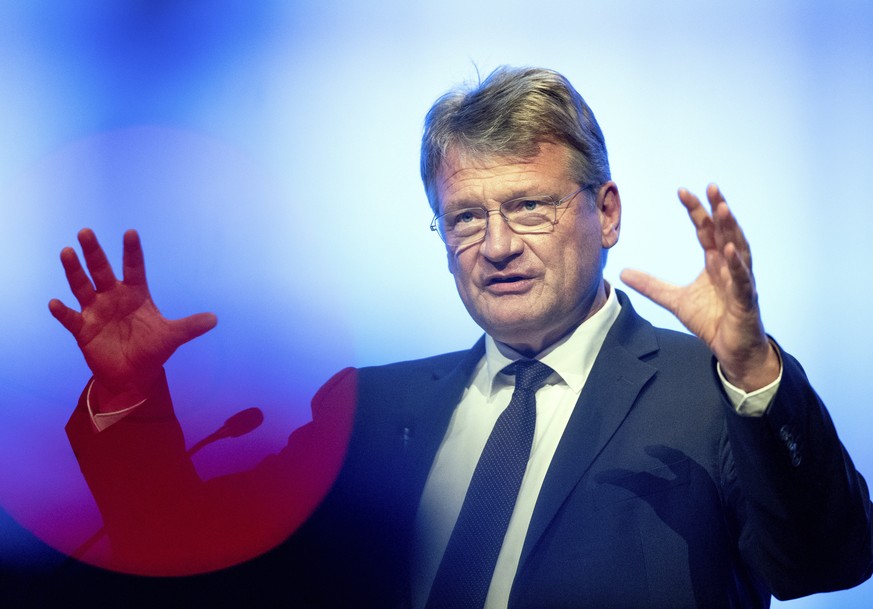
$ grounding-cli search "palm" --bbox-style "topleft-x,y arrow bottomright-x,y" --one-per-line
670,274 -> 726,345
77,288 -> 175,390
50,229 -> 216,395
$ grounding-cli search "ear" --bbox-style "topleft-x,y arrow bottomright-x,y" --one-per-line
597,181 -> 621,249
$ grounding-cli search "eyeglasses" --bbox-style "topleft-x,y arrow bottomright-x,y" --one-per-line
430,185 -> 595,248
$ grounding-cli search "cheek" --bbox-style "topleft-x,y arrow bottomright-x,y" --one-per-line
448,249 -> 475,288
553,242 -> 598,291
446,243 -> 470,275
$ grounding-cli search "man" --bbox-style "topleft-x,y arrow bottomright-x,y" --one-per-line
50,67 -> 872,608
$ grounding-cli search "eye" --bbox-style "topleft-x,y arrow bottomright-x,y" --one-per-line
441,208 -> 485,235
503,197 -> 552,214
455,210 -> 476,224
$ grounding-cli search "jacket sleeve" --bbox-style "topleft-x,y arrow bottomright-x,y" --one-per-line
722,348 -> 873,599
65,367 -> 357,577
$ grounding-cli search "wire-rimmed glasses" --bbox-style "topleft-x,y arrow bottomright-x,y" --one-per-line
430,185 -> 594,248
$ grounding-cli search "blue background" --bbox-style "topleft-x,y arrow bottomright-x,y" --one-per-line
1,1 -> 871,605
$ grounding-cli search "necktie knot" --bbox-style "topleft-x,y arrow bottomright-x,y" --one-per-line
503,359 -> 553,394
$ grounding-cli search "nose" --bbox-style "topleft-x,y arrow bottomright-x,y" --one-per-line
479,210 -> 523,262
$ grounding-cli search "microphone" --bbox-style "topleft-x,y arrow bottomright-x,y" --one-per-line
187,407 -> 264,456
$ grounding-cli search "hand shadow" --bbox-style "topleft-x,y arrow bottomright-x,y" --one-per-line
595,445 -> 765,607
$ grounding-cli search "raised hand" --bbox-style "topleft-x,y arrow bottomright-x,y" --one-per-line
620,184 -> 780,391
49,229 -> 217,411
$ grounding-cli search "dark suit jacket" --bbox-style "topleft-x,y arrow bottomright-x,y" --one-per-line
291,291 -> 872,608
61,291 -> 872,609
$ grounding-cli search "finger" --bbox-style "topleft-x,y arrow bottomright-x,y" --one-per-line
48,298 -> 84,336
170,312 -> 218,346
619,268 -> 680,313
122,229 -> 148,286
723,242 -> 757,309
705,184 -> 730,252
709,186 -> 753,269
77,228 -> 118,292
715,204 -> 752,267
705,183 -> 727,212
677,188 -> 716,251
60,246 -> 96,308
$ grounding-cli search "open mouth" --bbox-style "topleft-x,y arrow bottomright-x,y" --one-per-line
483,274 -> 535,293
487,275 -> 527,285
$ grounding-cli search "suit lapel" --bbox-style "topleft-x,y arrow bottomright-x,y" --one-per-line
399,337 -> 486,507
516,293 -> 659,572
390,296 -> 663,595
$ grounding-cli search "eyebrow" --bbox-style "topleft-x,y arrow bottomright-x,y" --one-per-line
442,188 -> 555,212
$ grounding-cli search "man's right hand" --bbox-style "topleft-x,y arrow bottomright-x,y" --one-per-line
49,229 -> 217,412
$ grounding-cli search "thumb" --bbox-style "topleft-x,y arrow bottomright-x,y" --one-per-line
171,312 -> 218,345
48,298 -> 84,336
619,269 -> 678,313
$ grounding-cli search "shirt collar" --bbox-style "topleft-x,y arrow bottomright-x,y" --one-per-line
480,283 -> 622,396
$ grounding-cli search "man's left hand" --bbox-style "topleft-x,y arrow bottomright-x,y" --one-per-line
620,184 -> 780,392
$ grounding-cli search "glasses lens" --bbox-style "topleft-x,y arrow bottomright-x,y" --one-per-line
438,208 -> 488,245
501,197 -> 556,231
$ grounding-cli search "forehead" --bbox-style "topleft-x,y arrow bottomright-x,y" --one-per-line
435,142 -> 575,211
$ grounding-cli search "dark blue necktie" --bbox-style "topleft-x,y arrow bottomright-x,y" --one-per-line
426,359 -> 554,609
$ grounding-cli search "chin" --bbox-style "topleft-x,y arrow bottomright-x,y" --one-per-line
481,320 -> 541,345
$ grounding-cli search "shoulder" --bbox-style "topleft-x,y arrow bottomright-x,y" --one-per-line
651,326 -> 712,360
647,327 -> 721,396
609,293 -> 721,404
359,348 -> 474,383
312,344 -> 479,407
612,289 -> 712,364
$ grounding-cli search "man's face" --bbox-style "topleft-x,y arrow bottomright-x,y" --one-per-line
435,142 -> 621,355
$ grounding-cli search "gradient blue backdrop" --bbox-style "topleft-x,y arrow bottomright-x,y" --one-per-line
1,1 -> 871,605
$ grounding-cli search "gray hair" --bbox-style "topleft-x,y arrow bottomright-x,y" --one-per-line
421,66 -> 611,213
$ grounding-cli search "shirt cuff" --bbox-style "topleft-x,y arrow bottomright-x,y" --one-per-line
86,378 -> 148,432
716,346 -> 783,417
